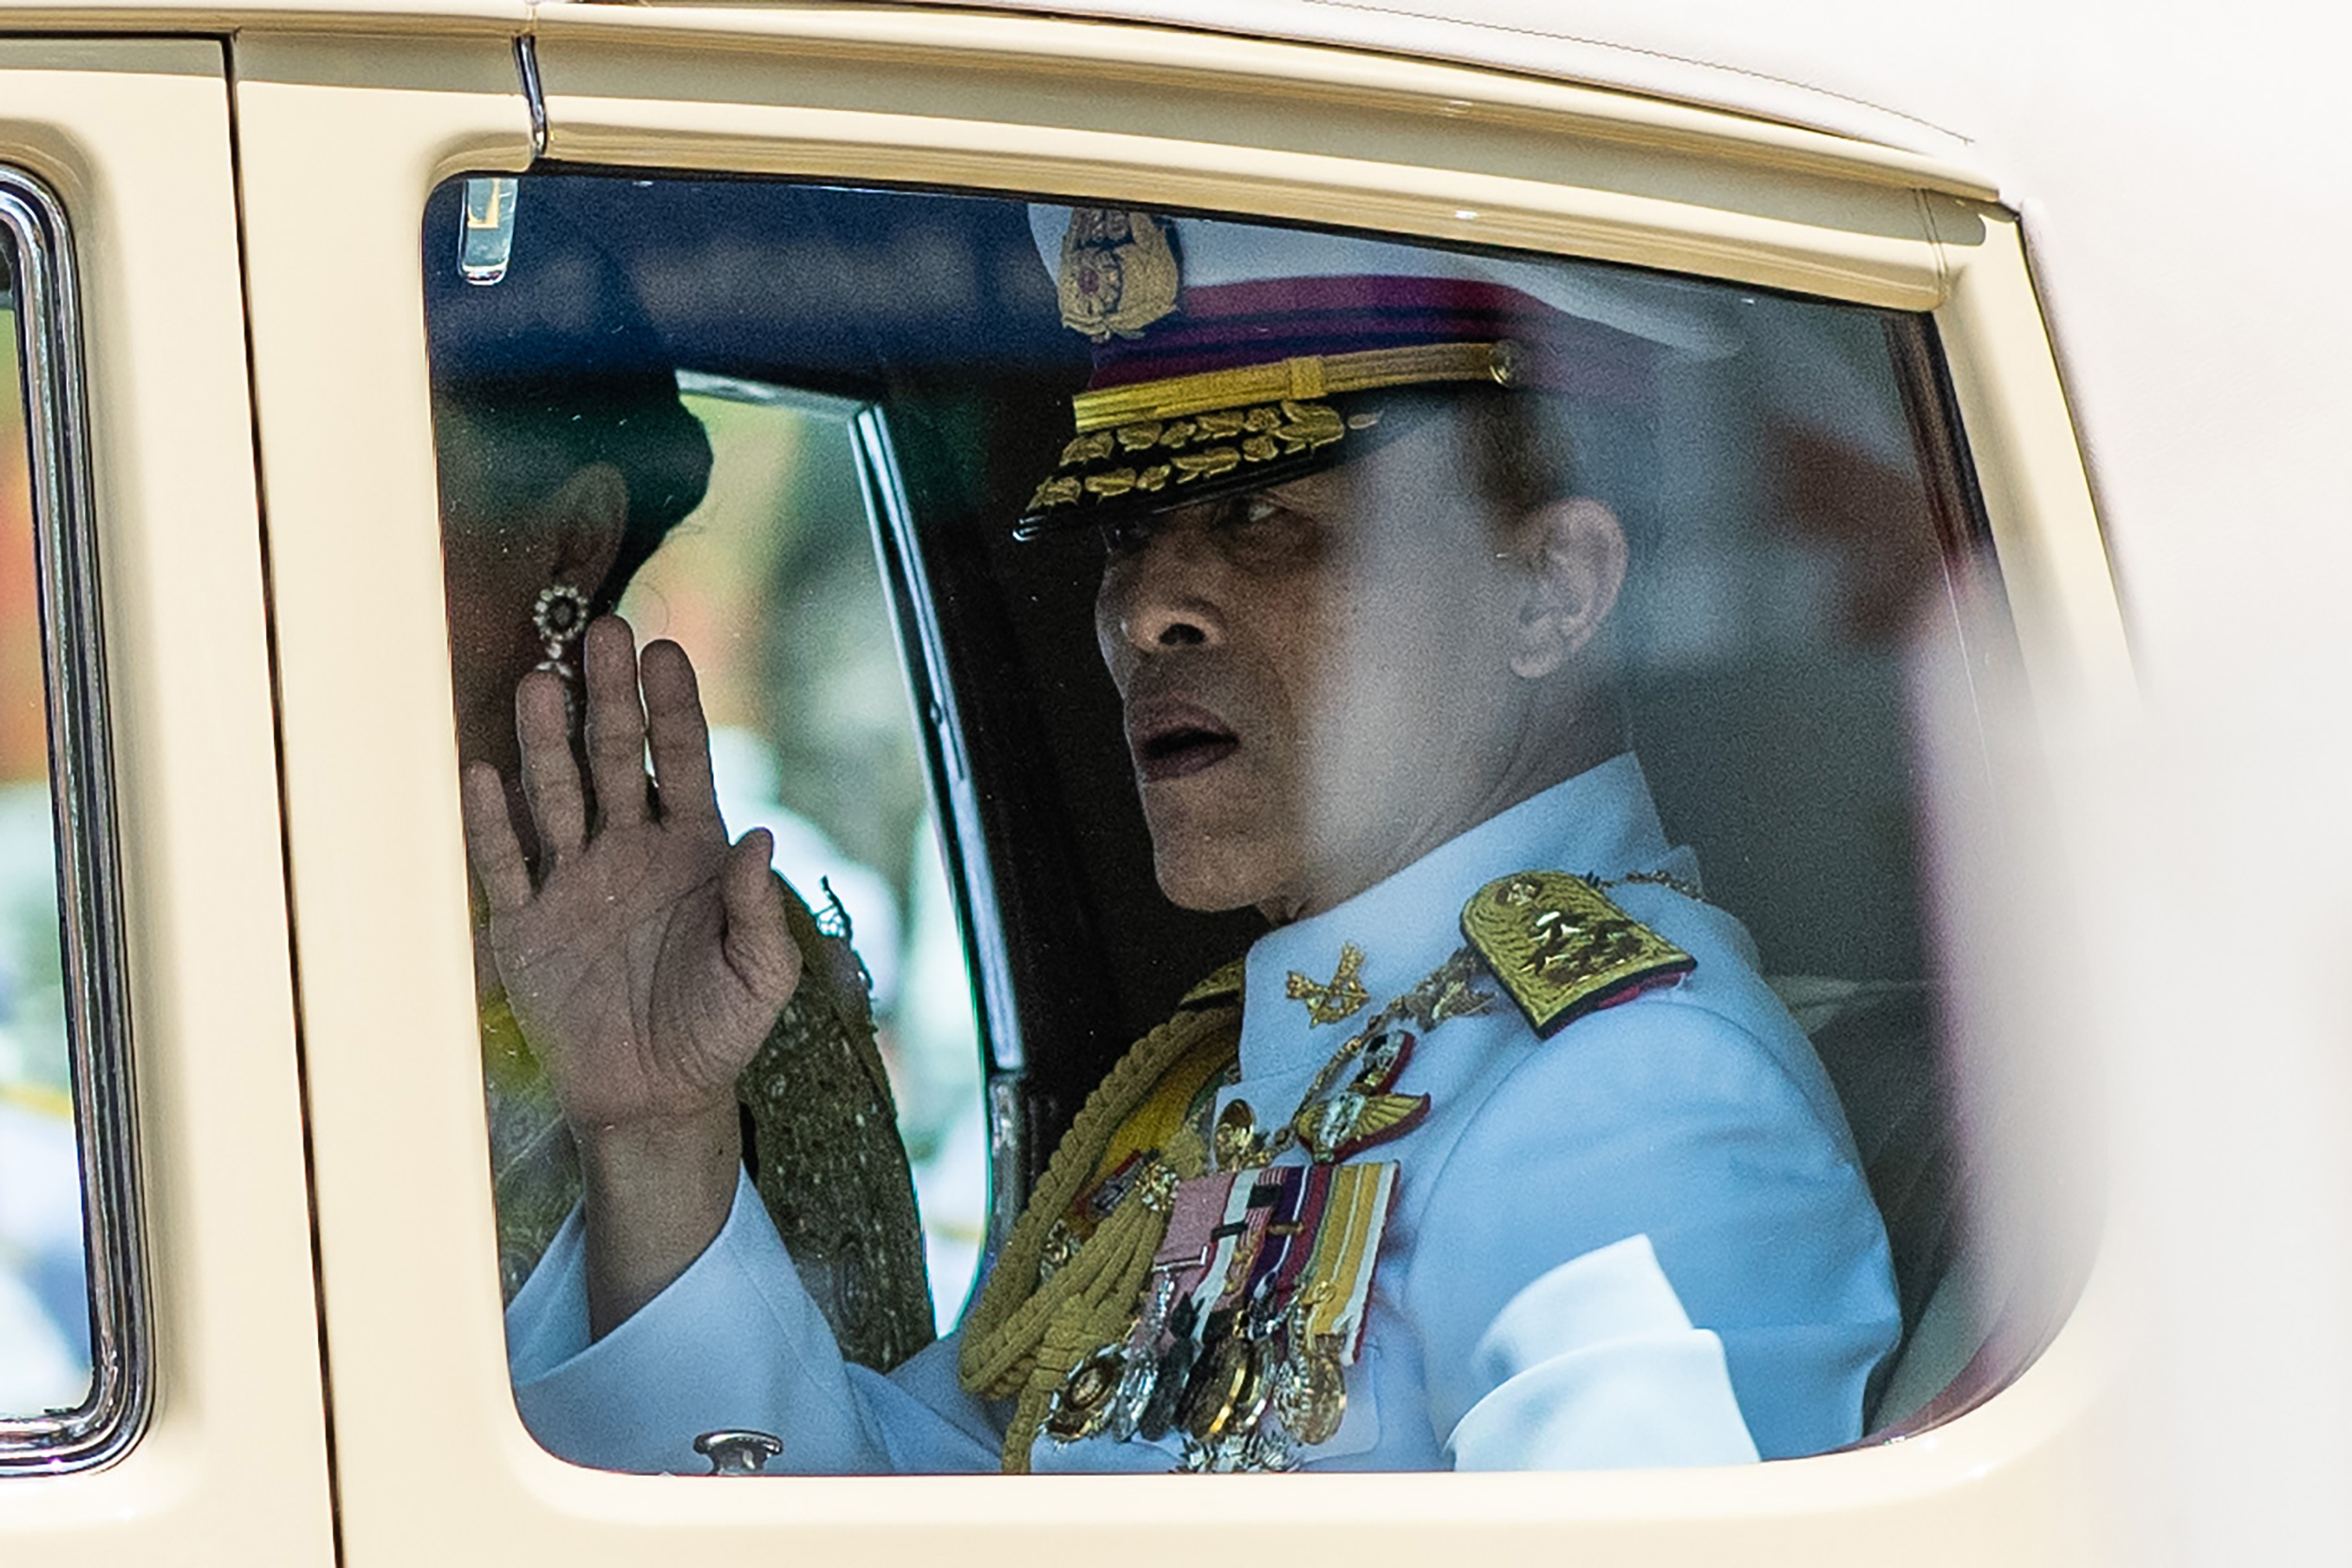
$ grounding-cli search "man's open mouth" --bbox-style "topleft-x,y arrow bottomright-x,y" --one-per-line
1128,703 -> 1240,784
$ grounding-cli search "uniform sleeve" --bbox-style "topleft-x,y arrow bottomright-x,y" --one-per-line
504,1169 -> 1001,1475
1406,997 -> 1899,1465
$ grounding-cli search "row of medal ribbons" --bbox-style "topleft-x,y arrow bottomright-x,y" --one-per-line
1043,1161 -> 1394,1472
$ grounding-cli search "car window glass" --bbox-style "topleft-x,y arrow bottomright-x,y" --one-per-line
433,181 -> 985,1364
609,382 -> 988,1333
0,290 -> 87,1423
427,175 -> 2043,1476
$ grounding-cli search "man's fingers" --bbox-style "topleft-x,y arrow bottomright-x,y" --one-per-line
461,762 -> 534,911
719,830 -> 801,1006
582,617 -> 650,830
641,640 -> 721,824
516,670 -> 586,863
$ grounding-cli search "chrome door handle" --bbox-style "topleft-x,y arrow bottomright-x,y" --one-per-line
693,1429 -> 784,1475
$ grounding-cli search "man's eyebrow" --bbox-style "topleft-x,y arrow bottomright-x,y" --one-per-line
1226,483 -> 1302,515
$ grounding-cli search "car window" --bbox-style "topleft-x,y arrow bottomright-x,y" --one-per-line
0,167 -> 142,1473
427,173 -> 2039,1477
0,266 -> 86,1427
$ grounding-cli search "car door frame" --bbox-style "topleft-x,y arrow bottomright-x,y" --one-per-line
239,11 -> 2131,1566
0,35 -> 331,1565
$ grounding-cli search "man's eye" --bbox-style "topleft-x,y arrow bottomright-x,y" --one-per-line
1100,518 -> 1152,559
1217,495 -> 1288,535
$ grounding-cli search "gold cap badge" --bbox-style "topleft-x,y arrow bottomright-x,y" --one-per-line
1057,209 -> 1179,342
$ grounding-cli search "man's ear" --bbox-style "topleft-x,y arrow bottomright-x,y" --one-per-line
1510,497 -> 1628,680
532,460 -> 629,602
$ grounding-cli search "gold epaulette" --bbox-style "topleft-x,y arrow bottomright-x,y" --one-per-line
1459,871 -> 1695,1038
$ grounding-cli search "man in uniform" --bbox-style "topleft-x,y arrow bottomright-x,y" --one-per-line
473,209 -> 1900,1473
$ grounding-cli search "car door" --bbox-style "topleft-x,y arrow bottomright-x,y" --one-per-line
235,11 -> 2127,1565
0,35 -> 331,1566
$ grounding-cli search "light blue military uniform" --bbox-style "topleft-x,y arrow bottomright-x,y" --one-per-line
507,754 -> 1899,1473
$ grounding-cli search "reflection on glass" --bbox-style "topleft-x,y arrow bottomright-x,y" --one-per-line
616,388 -> 986,1333
433,177 -> 2021,1476
0,300 -> 90,1417
431,181 -> 983,1374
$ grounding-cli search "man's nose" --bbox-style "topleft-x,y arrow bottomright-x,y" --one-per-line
1104,519 -> 1226,655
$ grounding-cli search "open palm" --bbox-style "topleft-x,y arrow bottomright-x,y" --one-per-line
462,618 -> 801,1134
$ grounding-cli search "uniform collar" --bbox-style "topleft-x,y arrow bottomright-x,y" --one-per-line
1237,752 -> 1692,1075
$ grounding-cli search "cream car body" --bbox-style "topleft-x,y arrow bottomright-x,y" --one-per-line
0,0 -> 2341,1561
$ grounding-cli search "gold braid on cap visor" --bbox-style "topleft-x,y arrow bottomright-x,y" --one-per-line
1022,340 -> 1520,523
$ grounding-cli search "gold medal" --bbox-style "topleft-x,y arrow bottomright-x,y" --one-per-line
1272,1344 -> 1348,1447
1185,1336 -> 1267,1444
1231,1345 -> 1276,1440
1044,1345 -> 1127,1443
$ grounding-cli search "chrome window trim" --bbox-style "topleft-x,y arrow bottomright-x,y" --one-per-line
852,407 -> 1025,1077
0,166 -> 150,1475
852,406 -> 1031,1251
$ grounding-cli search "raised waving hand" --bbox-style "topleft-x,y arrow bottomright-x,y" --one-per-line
462,616 -> 801,1333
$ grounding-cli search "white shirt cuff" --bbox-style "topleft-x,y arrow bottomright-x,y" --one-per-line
504,1167 -> 888,1474
1445,1234 -> 1760,1470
